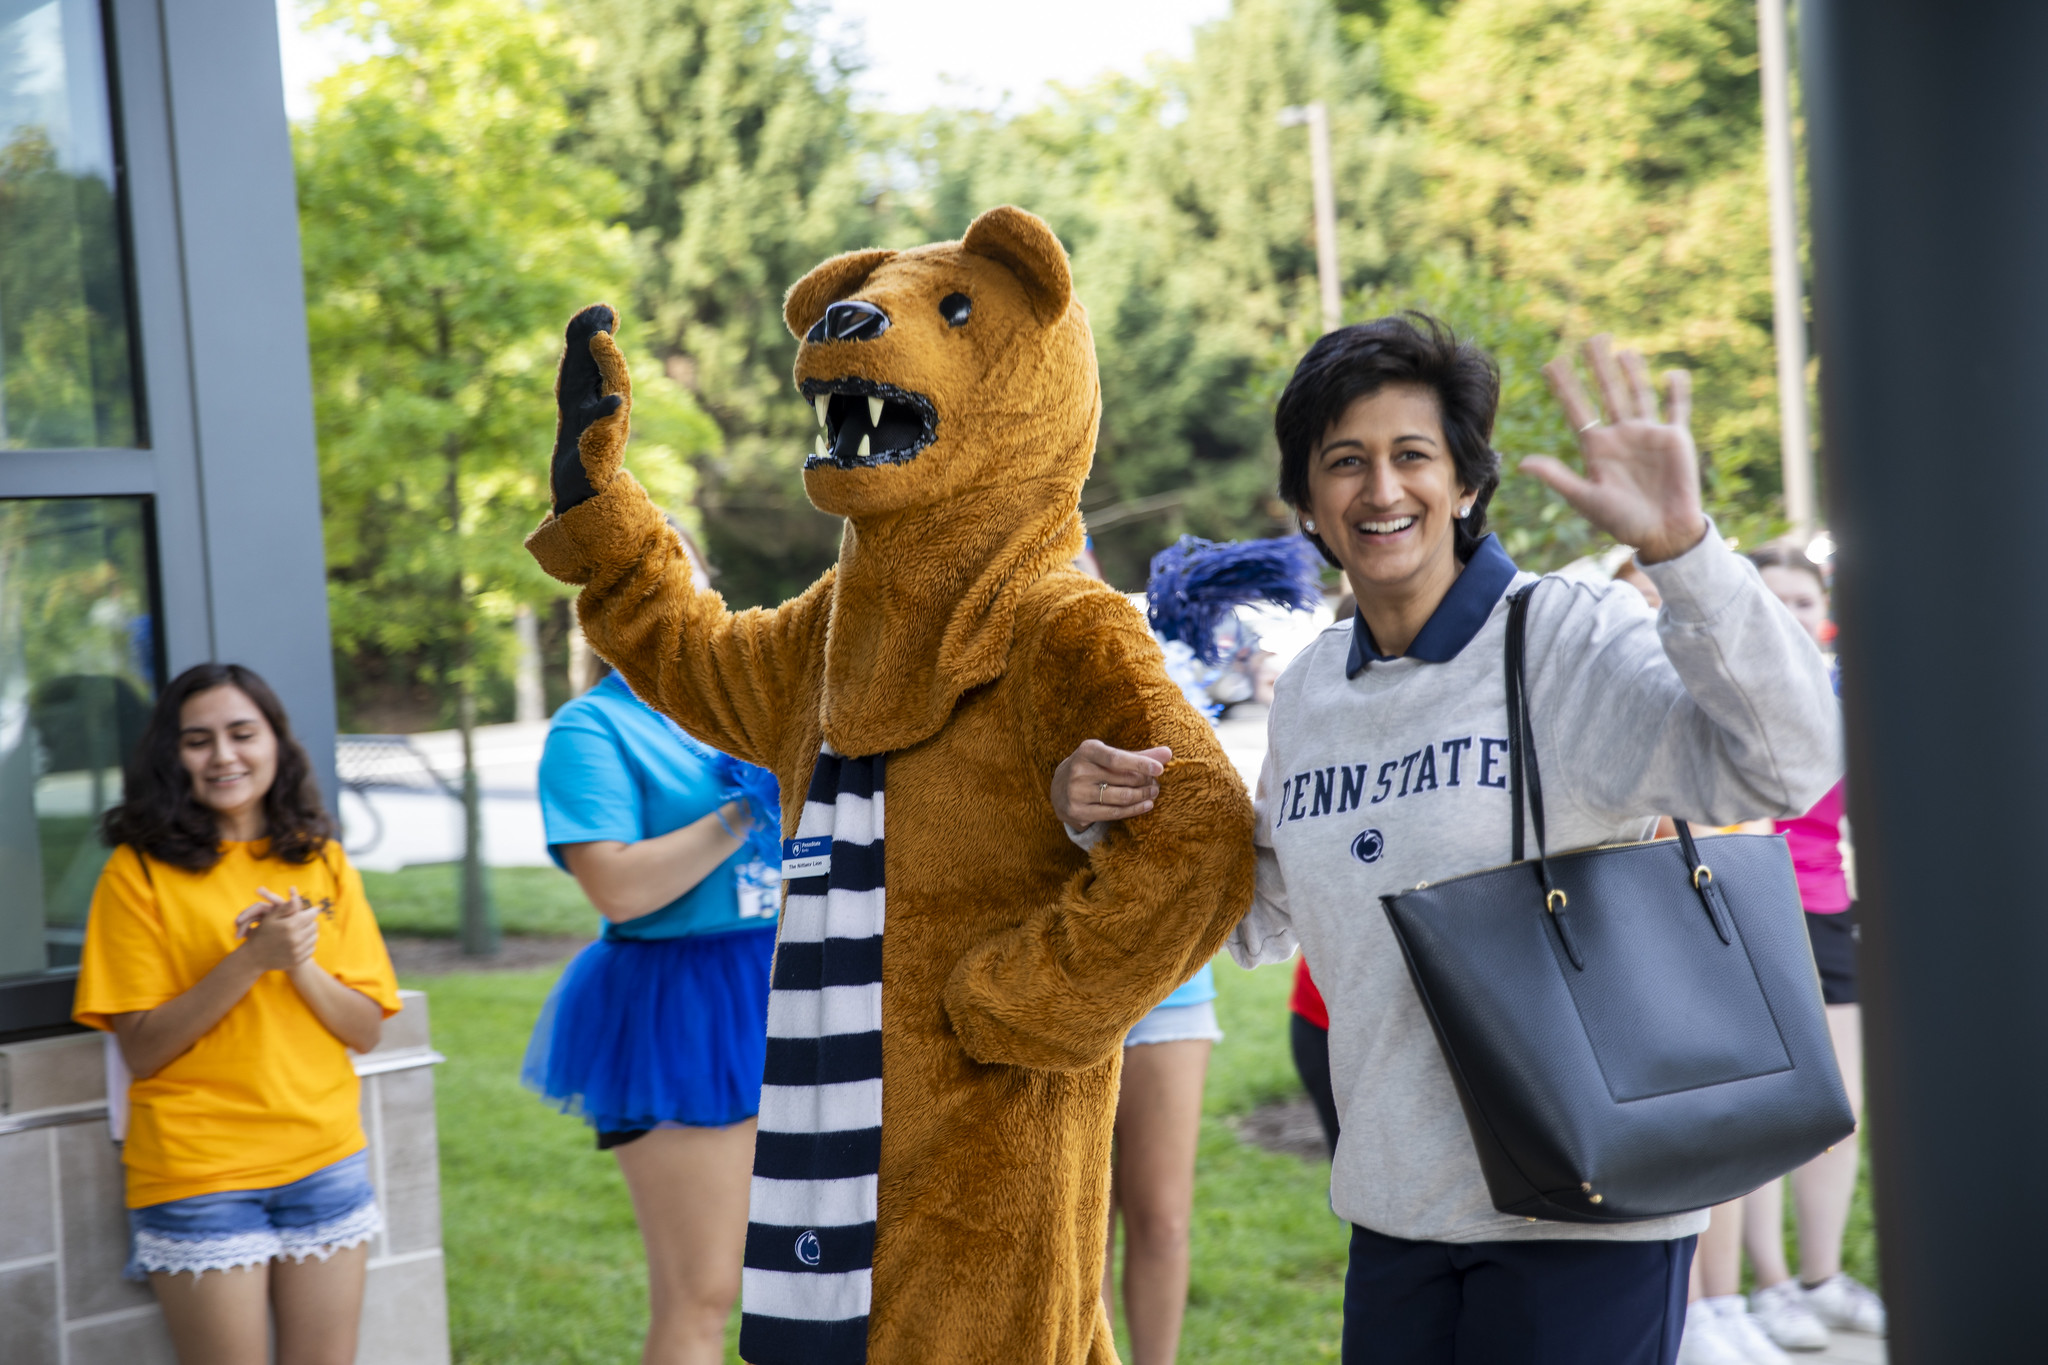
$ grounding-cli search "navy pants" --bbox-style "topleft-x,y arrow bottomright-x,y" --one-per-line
1342,1223 -> 1695,1365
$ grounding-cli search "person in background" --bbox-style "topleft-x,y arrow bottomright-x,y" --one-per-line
1735,542 -> 1883,1350
1290,959 -> 1340,1156
523,529 -> 780,1365
1068,544 -> 1221,1365
1101,950 -> 1221,1364
74,664 -> 401,1365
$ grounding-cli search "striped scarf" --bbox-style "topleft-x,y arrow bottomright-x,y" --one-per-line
740,748 -> 885,1365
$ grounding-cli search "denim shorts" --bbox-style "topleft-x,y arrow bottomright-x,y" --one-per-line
1124,999 -> 1224,1047
126,1149 -> 382,1280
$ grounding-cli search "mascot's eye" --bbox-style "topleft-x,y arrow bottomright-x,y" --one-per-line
939,292 -> 972,328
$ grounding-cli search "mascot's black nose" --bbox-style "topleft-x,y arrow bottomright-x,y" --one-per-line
810,300 -> 891,344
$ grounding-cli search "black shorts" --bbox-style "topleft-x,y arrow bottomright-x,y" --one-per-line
1805,905 -> 1859,1005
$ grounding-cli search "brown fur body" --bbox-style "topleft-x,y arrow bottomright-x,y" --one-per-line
528,207 -> 1254,1363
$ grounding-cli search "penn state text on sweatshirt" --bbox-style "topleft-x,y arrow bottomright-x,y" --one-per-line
1229,528 -> 1842,1244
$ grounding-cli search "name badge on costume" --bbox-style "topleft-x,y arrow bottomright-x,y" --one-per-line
781,836 -> 832,878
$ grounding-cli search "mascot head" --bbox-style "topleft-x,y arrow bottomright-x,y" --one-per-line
783,206 -> 1101,522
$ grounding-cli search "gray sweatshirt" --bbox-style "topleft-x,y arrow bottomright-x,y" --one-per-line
1229,528 -> 1842,1244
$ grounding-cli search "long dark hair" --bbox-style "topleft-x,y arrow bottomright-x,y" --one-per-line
102,663 -> 334,871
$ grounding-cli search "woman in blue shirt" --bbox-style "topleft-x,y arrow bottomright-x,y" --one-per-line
524,660 -> 778,1365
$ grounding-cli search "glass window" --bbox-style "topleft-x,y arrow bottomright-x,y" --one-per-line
0,0 -> 141,449
0,496 -> 157,982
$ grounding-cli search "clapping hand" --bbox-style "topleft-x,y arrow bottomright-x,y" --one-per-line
1525,334 -> 1709,565
237,887 -> 320,973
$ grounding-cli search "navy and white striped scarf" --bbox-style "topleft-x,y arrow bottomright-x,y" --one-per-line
739,748 -> 885,1365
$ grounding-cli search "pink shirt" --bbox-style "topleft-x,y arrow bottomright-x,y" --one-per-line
1776,778 -> 1849,913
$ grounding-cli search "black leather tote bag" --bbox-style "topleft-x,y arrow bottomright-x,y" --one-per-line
1380,581 -> 1854,1224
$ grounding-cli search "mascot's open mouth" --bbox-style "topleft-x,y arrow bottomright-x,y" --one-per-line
802,378 -> 938,469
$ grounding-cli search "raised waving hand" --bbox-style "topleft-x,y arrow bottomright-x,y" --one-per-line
1525,334 -> 1708,564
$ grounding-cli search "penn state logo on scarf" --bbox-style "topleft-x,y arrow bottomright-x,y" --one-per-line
739,747 -> 885,1365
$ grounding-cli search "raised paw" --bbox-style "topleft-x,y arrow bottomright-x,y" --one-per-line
551,304 -> 631,512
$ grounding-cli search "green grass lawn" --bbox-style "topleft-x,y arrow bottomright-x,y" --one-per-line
366,862 -> 596,937
409,956 -> 1873,1364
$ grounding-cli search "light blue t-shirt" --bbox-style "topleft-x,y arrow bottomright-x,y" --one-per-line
1159,961 -> 1216,1008
538,673 -> 775,941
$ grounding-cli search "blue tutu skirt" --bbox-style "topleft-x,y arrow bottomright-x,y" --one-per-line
521,925 -> 775,1132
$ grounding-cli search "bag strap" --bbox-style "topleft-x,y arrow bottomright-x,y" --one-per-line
1506,578 -> 1734,953
1504,581 -> 1583,968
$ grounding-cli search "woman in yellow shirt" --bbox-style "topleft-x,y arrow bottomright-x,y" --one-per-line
74,663 -> 400,1365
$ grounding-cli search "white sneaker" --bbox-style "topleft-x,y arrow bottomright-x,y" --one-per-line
1802,1273 -> 1887,1336
1750,1279 -> 1830,1350
1705,1294 -> 1794,1365
1677,1300 -> 1755,1365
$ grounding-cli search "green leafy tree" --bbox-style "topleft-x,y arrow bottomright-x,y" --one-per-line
1400,0 -> 1790,553
296,0 -> 716,949
573,0 -> 878,605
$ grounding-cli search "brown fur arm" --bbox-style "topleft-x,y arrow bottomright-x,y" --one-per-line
526,470 -> 827,769
941,586 -> 1256,1071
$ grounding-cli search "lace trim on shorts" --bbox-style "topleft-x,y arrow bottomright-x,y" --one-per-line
278,1197 -> 383,1261
132,1198 -> 383,1278
132,1226 -> 285,1278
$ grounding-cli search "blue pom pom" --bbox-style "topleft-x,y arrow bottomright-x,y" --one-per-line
1146,535 -> 1324,664
709,752 -> 783,868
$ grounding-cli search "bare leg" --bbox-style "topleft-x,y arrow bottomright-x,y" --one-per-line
1792,1004 -> 1864,1284
1110,1040 -> 1209,1365
150,1263 -> 271,1365
271,1242 -> 370,1365
613,1120 -> 757,1365
1102,1166 -> 1120,1327
1742,1176 -> 1792,1289
1696,1198 -> 1747,1299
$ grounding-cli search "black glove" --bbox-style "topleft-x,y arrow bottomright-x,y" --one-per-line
551,304 -> 625,513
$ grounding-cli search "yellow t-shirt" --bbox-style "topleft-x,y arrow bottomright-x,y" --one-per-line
73,840 -> 402,1208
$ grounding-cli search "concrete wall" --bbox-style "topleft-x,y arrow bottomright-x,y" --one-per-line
0,992 -> 449,1365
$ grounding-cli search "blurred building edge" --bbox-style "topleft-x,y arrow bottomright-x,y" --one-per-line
0,991 -> 452,1365
0,0 -> 338,1041
0,1 -> 443,1358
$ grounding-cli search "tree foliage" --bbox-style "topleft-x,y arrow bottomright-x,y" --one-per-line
297,0 -> 1801,721
574,0 -> 878,604
1403,0 -> 1789,560
297,0 -> 716,727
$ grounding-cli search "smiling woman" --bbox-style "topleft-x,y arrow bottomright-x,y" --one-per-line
74,661 -> 400,1365
1059,311 -> 1845,1365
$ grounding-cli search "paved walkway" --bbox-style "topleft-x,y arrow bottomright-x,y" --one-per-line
1813,1330 -> 1886,1363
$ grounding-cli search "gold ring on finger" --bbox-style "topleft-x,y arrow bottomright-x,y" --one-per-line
1098,782 -> 1108,801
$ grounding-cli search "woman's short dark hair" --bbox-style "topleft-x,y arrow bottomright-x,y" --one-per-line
1275,312 -> 1503,566
102,663 -> 335,872
1746,540 -> 1827,591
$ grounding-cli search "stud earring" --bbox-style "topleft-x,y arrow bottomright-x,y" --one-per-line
1457,504 -> 1472,519
1304,519 -> 1316,533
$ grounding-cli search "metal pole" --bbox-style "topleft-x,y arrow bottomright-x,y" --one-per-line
1758,0 -> 1814,536
1279,101 -> 1342,333
1801,2 -> 2048,1358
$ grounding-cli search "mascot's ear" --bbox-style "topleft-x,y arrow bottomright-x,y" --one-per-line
962,205 -> 1073,324
785,249 -> 897,341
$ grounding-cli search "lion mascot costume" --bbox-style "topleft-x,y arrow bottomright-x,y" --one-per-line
527,205 -> 1254,1364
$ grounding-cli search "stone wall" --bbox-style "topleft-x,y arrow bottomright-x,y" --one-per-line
0,990 -> 450,1364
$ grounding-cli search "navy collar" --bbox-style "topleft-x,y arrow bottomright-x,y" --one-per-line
1346,534 -> 1519,678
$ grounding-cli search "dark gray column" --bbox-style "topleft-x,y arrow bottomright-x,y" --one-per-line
155,0 -> 338,800
1800,4 -> 2048,1358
